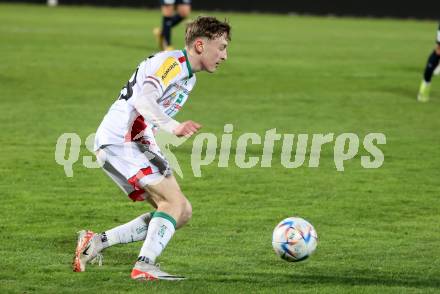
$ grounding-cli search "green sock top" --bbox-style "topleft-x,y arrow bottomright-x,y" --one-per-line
151,211 -> 177,229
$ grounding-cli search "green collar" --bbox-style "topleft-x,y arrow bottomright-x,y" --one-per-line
182,49 -> 193,78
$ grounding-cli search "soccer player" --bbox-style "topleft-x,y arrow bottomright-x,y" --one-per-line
153,0 -> 192,50
417,22 -> 440,102
72,16 -> 231,281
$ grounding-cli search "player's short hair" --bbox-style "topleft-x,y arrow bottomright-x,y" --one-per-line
185,16 -> 231,46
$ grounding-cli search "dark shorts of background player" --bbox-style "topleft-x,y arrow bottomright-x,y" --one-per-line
160,0 -> 191,5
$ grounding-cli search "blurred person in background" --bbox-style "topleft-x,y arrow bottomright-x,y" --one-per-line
417,22 -> 440,102
153,0 -> 192,50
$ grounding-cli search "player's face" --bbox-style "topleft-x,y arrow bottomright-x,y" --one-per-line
201,34 -> 229,73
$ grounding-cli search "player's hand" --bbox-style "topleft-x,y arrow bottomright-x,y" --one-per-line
173,120 -> 202,138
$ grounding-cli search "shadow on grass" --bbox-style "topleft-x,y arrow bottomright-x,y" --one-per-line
196,271 -> 440,289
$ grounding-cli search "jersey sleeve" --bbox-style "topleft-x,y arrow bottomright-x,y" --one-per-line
142,52 -> 189,97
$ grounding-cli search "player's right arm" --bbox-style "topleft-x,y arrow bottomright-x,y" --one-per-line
131,53 -> 201,137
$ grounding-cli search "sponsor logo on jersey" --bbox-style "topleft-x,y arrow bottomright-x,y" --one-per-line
163,98 -> 172,107
176,93 -> 185,104
155,57 -> 181,87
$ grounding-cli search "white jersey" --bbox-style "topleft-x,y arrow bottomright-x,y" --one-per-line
94,50 -> 196,150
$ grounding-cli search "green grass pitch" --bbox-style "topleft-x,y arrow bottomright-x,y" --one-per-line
1,3 -> 439,293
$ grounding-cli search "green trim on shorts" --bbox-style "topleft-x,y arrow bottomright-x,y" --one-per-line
152,211 -> 177,228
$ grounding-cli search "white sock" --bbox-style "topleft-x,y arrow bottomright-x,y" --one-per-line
101,212 -> 152,248
138,211 -> 176,264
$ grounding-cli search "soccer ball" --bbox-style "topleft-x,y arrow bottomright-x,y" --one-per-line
272,217 -> 318,262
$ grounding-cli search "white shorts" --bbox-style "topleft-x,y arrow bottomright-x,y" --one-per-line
96,141 -> 171,202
